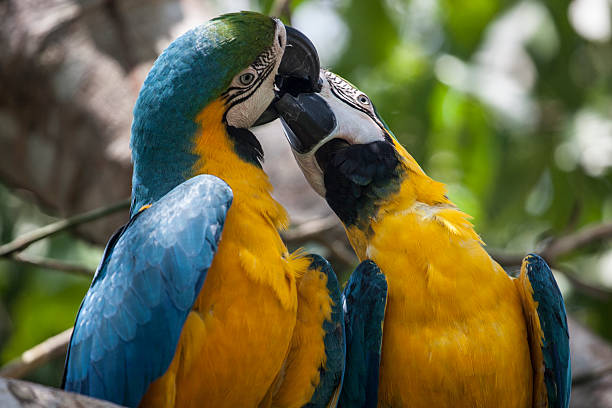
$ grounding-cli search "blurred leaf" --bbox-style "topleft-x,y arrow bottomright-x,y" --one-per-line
334,0 -> 399,74
0,269 -> 86,363
440,0 -> 504,57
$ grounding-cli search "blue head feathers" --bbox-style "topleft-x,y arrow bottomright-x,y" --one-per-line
129,12 -> 276,216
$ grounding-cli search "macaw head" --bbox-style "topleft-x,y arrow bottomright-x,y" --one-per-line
130,11 -> 319,216
273,69 -> 449,229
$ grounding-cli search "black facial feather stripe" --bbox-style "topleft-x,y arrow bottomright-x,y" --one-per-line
328,85 -> 372,117
325,71 -> 360,101
221,46 -> 277,104
323,70 -> 386,130
251,47 -> 276,74
223,61 -> 275,112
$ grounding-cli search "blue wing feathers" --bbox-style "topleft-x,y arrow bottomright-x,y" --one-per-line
63,175 -> 232,407
524,253 -> 571,408
339,260 -> 387,408
305,254 -> 346,408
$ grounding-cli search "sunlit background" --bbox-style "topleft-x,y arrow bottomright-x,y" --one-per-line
0,0 -> 610,401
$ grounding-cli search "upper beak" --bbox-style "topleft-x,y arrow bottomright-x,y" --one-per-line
253,26 -> 321,126
274,92 -> 336,154
276,26 -> 322,95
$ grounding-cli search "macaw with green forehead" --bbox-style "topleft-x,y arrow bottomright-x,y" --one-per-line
62,13 -> 345,408
272,70 -> 571,408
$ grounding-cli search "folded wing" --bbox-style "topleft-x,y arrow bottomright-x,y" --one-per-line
62,175 -> 232,407
305,254 -> 346,408
516,253 -> 571,408
339,260 -> 387,408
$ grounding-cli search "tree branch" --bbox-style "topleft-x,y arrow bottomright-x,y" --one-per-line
491,249 -> 612,300
325,237 -> 358,267
541,222 -> 612,262
487,250 -> 525,267
490,222 -> 612,268
488,221 -> 612,300
0,328 -> 72,379
554,266 -> 612,301
572,363 -> 612,387
0,377 -> 122,407
10,253 -> 94,278
0,199 -> 129,258
283,215 -> 357,267
282,215 -> 339,243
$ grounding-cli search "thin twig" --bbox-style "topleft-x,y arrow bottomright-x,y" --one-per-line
0,199 -> 129,258
0,377 -> 123,407
488,250 -> 524,267
554,266 -> 612,300
326,238 -> 358,266
489,222 -> 612,267
490,251 -> 612,300
0,328 -> 72,378
10,253 -> 94,278
283,215 -> 339,243
284,215 -> 357,267
572,363 -> 612,386
541,222 -> 612,262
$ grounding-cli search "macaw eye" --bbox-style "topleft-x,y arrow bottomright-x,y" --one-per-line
239,73 -> 255,86
357,94 -> 370,105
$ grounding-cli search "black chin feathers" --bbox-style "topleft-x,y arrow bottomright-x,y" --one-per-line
226,125 -> 264,168
321,141 -> 402,228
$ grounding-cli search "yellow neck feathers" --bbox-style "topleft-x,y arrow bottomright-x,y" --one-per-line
346,140 -> 482,260
191,98 -> 289,231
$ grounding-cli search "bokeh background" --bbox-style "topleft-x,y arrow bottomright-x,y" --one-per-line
0,0 -> 611,405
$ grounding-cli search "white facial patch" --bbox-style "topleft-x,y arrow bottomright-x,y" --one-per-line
319,80 -> 385,146
225,21 -> 286,128
287,71 -> 387,197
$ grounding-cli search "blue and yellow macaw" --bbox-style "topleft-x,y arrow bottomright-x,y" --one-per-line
62,13 -> 345,407
272,69 -> 571,407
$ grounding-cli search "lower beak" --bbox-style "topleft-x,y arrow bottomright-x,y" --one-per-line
253,26 -> 321,127
274,92 -> 336,154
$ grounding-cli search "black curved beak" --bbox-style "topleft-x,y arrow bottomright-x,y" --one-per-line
276,26 -> 322,95
275,92 -> 336,154
253,26 -> 321,126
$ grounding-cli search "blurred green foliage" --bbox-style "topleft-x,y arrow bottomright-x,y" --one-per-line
1,0 -> 611,388
0,186 -> 99,386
